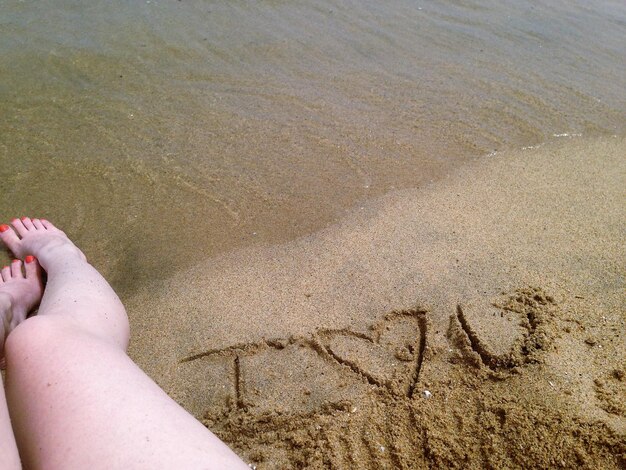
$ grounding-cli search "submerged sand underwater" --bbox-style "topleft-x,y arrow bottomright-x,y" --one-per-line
127,136 -> 625,468
2,0 -> 625,296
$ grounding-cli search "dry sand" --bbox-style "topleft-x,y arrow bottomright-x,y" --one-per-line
126,136 -> 625,468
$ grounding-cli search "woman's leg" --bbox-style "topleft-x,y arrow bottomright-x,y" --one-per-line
0,256 -> 43,470
0,376 -> 21,470
1,218 -> 248,470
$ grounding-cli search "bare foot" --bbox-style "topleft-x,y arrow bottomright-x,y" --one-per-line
1,217 -> 129,349
0,217 -> 85,271
0,257 -> 43,365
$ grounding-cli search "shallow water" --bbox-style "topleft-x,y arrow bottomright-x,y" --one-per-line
1,0 -> 625,293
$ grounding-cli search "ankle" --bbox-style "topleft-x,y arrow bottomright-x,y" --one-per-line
39,247 -> 86,272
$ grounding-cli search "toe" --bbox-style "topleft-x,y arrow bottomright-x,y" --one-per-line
20,217 -> 35,231
10,259 -> 23,278
11,218 -> 28,237
24,256 -> 41,280
1,266 -> 11,282
32,218 -> 45,230
0,224 -> 22,256
40,219 -> 56,231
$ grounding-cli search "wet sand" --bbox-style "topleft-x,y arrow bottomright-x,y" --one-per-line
125,136 -> 625,468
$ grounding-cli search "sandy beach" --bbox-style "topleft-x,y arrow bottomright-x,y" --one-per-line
125,136 -> 625,468
2,1 -> 625,468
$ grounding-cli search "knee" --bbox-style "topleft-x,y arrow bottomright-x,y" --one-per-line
5,315 -> 128,367
5,316 -> 73,365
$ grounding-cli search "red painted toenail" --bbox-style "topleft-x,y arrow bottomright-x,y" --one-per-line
0,224 -> 9,232
25,255 -> 35,264
11,259 -> 20,263
21,217 -> 28,221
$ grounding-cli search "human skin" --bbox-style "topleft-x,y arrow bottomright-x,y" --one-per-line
0,217 -> 248,470
0,255 -> 42,470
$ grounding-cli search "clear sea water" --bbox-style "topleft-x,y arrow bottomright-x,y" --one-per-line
1,0 -> 625,292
